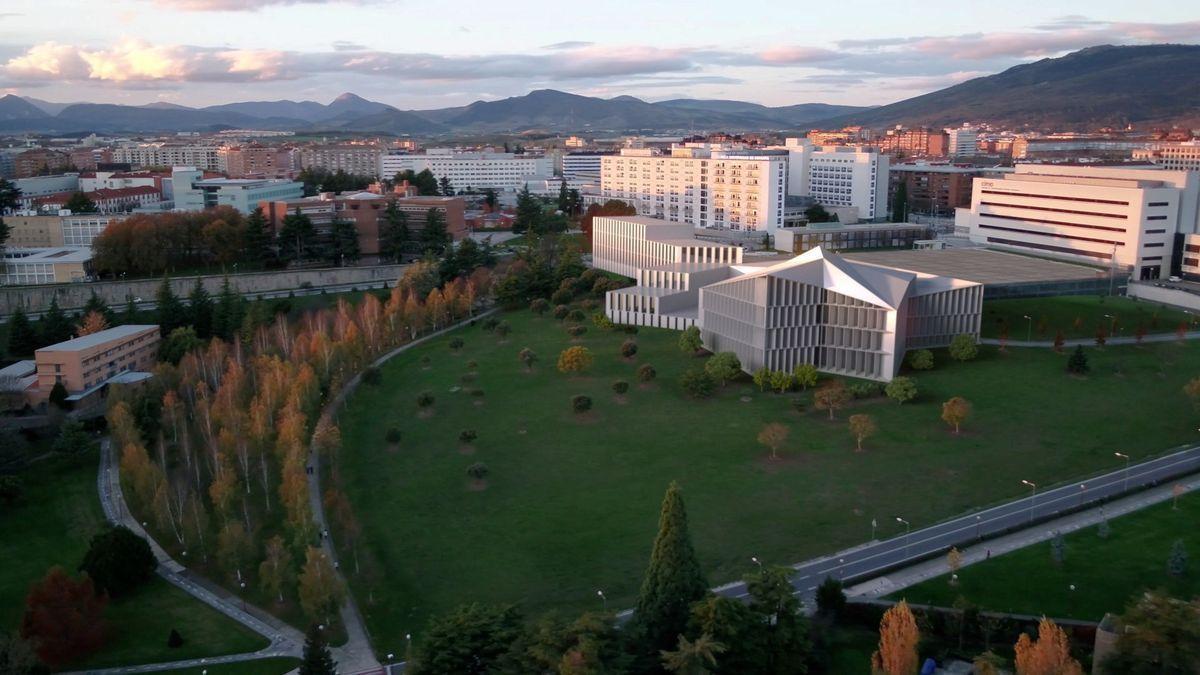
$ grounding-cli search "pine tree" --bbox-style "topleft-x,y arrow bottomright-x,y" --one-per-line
122,296 -> 140,325
514,183 -> 543,234
438,175 -> 454,196
243,207 -> 272,266
38,296 -> 73,345
213,278 -> 245,341
299,624 -> 337,675
632,481 -> 710,663
155,277 -> 187,337
327,218 -> 361,266
82,290 -> 114,325
279,208 -> 316,262
381,201 -> 411,263
557,178 -> 570,212
0,215 -> 9,256
6,306 -> 40,356
1169,539 -> 1188,577
420,208 -> 450,255
188,279 -> 214,339
891,180 -> 909,222
1066,345 -> 1089,374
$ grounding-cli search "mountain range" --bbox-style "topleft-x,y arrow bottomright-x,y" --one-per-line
1,44 -> 1198,136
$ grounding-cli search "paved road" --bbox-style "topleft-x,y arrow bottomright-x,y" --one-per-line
72,440 -> 304,675
982,330 -> 1200,348
612,443 -> 1200,619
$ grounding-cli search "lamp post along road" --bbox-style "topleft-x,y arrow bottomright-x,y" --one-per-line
1023,314 -> 1033,342
896,517 -> 911,559
1115,452 -> 1131,492
1021,480 -> 1037,523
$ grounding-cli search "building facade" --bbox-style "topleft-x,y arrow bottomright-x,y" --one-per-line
0,247 -> 93,285
220,144 -> 298,178
945,127 -> 979,157
299,145 -> 382,177
888,164 -> 983,217
600,145 -> 787,232
593,216 -> 981,381
562,152 -> 611,183
13,149 -> 72,178
380,150 -> 553,191
32,324 -> 159,406
774,222 -> 932,255
115,144 -> 223,171
777,139 -> 889,221
173,168 -> 303,213
1132,141 -> 1200,171
957,164 -> 1200,280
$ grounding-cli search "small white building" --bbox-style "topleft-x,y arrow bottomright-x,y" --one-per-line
171,167 -> 303,214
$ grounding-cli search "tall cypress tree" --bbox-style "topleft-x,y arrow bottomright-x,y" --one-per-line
420,208 -> 450,255
891,180 -> 909,222
187,279 -> 214,339
557,178 -> 570,212
39,296 -> 73,345
122,296 -> 140,326
299,624 -> 336,675
243,207 -> 272,266
381,202 -> 411,263
7,306 -> 40,356
155,277 -> 187,337
632,481 -> 709,666
213,277 -> 244,341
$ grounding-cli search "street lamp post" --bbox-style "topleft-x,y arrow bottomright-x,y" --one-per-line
751,556 -> 763,571
1115,452 -> 1131,492
1023,315 -> 1033,342
896,517 -> 911,559
975,515 -> 981,539
1078,483 -> 1087,508
1021,480 -> 1037,523
596,590 -> 607,611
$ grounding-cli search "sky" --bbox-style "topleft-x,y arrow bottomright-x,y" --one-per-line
1,0 -> 1199,110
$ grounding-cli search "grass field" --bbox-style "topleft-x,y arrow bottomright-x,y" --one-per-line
0,451 -> 268,670
334,305 -> 1200,644
151,657 -> 301,675
980,295 -> 1194,340
890,493 -> 1200,620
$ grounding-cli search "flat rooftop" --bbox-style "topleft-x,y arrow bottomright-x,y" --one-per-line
37,324 -> 158,353
842,249 -> 1105,286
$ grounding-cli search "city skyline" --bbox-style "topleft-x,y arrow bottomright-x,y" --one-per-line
1,0 -> 1199,109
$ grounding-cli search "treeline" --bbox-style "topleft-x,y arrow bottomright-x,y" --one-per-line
493,233 -> 625,309
108,262 -> 495,634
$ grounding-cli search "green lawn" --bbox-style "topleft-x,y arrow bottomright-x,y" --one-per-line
889,493 -> 1200,621
981,295 -> 1195,341
0,452 -> 268,670
151,657 -> 301,675
827,626 -> 879,674
335,306 -> 1200,646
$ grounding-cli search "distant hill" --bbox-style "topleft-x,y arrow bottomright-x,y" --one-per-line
0,94 -> 49,122
812,44 -> 1200,129
326,108 -> 447,135
655,99 -> 867,127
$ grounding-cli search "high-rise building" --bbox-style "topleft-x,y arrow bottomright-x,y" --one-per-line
298,145 -> 382,177
380,150 -> 553,192
957,164 -> 1200,280
945,126 -> 979,157
777,139 -> 889,221
600,145 -> 787,232
114,143 -> 223,171
562,152 -> 612,184
220,144 -> 298,178
876,127 -> 948,158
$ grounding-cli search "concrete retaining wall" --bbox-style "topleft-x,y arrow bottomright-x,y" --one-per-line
1,265 -> 407,316
1126,281 -> 1200,312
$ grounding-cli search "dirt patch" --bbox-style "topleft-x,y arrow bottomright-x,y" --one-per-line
417,408 -> 435,419
739,395 -> 753,403
387,443 -> 400,454
468,479 -> 488,491
458,444 -> 476,455
754,453 -> 809,473
573,411 -> 600,424
638,382 -> 658,391
613,395 -> 628,405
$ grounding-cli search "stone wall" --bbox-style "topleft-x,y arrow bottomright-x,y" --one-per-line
1,264 -> 408,316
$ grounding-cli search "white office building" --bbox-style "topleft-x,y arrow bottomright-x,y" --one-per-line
600,145 -> 787,232
946,126 -> 979,157
114,144 -> 222,171
172,167 -> 303,214
379,150 -> 553,192
775,139 -> 888,221
593,215 -> 982,381
562,152 -> 610,183
62,214 -> 124,246
957,164 -> 1200,280
1132,141 -> 1200,171
299,145 -> 383,177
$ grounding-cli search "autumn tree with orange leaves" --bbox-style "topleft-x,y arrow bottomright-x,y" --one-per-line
871,599 -> 920,675
1014,617 -> 1083,675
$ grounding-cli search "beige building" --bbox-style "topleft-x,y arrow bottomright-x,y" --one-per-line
1,247 -> 93,285
33,324 -> 160,406
2,215 -> 65,248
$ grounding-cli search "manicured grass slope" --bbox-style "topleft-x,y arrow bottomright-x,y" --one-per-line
336,309 -> 1200,642
890,494 -> 1200,620
152,657 -> 301,675
0,453 -> 267,669
980,295 -> 1193,340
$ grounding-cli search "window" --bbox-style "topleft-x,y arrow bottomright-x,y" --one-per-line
1147,215 -> 1168,221
1148,201 -> 1169,207
1144,242 -> 1165,248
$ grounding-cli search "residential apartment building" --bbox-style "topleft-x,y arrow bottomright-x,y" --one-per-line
888,164 -> 984,216
79,171 -> 163,194
1132,141 -> 1200,171
807,127 -> 872,146
68,147 -> 114,172
173,167 -> 303,213
593,215 -> 982,381
115,143 -> 222,171
0,247 -> 93,285
299,145 -> 382,177
877,127 -> 948,158
946,126 -> 979,157
957,164 -> 1200,280
13,149 -> 72,178
220,144 -> 298,178
777,139 -> 889,221
562,152 -> 611,183
32,324 -> 159,406
380,150 -> 553,192
600,145 -> 787,232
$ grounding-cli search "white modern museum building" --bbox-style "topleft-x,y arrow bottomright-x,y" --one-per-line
594,216 -> 982,382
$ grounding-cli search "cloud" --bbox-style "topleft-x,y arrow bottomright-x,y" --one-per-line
149,0 -> 376,10
332,41 -> 367,52
543,41 -> 593,50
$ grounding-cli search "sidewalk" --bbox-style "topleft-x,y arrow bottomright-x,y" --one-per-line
981,329 -> 1200,348
846,472 -> 1200,600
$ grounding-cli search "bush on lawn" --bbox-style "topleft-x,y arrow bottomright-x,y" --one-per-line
417,391 -> 436,408
79,525 -> 156,597
612,381 -> 630,395
571,395 -> 593,414
680,368 -> 715,399
637,363 -> 657,382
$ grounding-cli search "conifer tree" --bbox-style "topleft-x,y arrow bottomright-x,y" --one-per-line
82,290 -> 114,325
6,306 -> 40,356
156,277 -> 187,337
299,624 -> 337,675
632,481 -> 710,663
188,279 -> 214,339
243,207 -> 272,265
38,296 -> 72,345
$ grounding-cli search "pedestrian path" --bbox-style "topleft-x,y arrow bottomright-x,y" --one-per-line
981,329 -> 1200,348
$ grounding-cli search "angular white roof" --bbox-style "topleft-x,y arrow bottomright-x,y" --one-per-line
718,247 -> 917,310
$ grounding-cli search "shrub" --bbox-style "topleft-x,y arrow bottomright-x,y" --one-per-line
908,349 -> 934,370
557,346 -> 594,374
592,312 -> 615,330
581,299 -> 598,311
529,298 -> 550,316
680,368 -> 715,398
551,288 -> 574,305
816,577 -> 846,617
449,337 -> 465,351
567,325 -> 588,338
1066,345 -> 1089,374
518,347 -> 537,371
495,321 -> 511,339
420,355 -> 432,368
620,340 -> 638,358
361,366 -> 382,386
459,430 -> 478,444
469,388 -> 485,398
466,462 -> 489,480
678,325 -> 703,354
466,359 -> 478,370
167,628 -> 184,649
571,395 -> 593,413
884,376 -> 918,404
948,334 -> 978,362
460,373 -> 476,385
53,420 -> 94,455
417,391 -> 435,408
481,317 -> 499,331
385,428 -> 401,444
79,525 -> 156,597
704,352 -> 742,386
566,308 -> 587,323
793,363 -> 819,390
612,380 -> 630,395
637,363 -> 657,382
553,304 -> 570,321
848,382 -> 883,399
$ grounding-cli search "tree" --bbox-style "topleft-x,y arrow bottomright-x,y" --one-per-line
495,320 -> 512,340
680,368 -> 715,399
438,175 -> 454,197
752,367 -> 771,392
78,526 -> 155,597
298,547 -> 345,623
745,564 -> 811,672
631,482 -> 709,665
907,349 -> 934,371
947,547 -> 963,579
518,347 -> 537,372
884,377 -> 917,404
39,296 -> 72,345
804,203 -> 832,223
213,277 -> 245,340
243,207 -> 272,265
530,298 -> 550,316
155,277 -> 187,337
1102,592 -> 1200,674
48,382 -> 69,409
941,396 -> 972,434
53,420 -> 93,454
756,423 -> 788,461
816,576 -> 846,618
891,180 -> 909,222
82,290 -> 114,325
0,630 -> 42,675
661,633 -> 726,675
414,604 -> 525,674
259,536 -> 294,603
20,567 -> 107,668
570,395 -> 592,414
1053,330 -> 1065,353
76,310 -> 109,337
380,201 -> 411,263
279,208 -> 316,261
1013,617 -> 1083,675
1169,539 -> 1188,577
948,334 -> 978,362
187,278 -> 214,339
483,188 -> 498,211
556,346 -> 594,375
0,177 -> 21,212
704,352 -> 741,387
557,179 -> 571,213
848,414 -> 876,452
679,325 -> 703,355
300,623 -> 337,675
216,522 -> 253,580
770,370 -> 793,394
514,184 -> 543,234
421,208 -> 451,255
327,218 -> 361,265
813,380 -> 850,420
0,216 -> 8,258
467,461 -> 489,481
159,326 -> 203,365
1066,346 -> 1089,375
870,599 -> 919,675
7,307 -> 40,356
64,191 -> 98,213
793,363 -> 819,390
